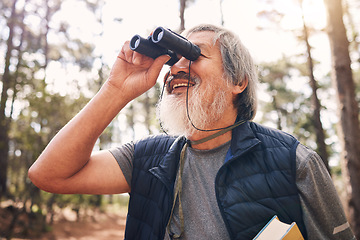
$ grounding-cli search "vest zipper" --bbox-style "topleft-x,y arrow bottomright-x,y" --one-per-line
214,141 -> 260,239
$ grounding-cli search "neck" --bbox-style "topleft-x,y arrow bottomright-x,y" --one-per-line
186,110 -> 239,150
188,130 -> 232,150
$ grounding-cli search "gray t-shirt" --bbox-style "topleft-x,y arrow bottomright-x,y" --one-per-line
110,140 -> 355,240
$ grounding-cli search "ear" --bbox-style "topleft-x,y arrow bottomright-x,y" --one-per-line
232,77 -> 248,95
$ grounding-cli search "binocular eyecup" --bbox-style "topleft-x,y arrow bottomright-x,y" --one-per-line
129,27 -> 201,66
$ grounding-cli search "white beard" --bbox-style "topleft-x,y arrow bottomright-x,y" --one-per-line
156,79 -> 231,137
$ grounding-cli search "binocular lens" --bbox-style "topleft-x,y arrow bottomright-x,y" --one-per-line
158,31 -> 164,41
152,28 -> 164,42
134,38 -> 140,48
130,35 -> 141,50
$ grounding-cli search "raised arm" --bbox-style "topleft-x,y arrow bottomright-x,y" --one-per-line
28,41 -> 170,195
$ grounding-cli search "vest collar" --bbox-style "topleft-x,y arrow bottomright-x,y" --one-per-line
229,120 -> 261,159
149,120 -> 260,188
149,136 -> 187,192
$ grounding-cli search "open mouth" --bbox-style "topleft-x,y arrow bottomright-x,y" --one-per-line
165,73 -> 198,94
168,80 -> 196,94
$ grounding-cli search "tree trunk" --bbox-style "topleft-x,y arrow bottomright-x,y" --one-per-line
179,0 -> 186,31
0,0 -> 18,199
301,7 -> 330,173
272,95 -> 282,131
324,0 -> 360,237
143,92 -> 153,135
10,0 -> 27,119
219,0 -> 225,26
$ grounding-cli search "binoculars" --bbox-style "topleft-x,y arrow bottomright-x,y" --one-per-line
129,27 -> 201,66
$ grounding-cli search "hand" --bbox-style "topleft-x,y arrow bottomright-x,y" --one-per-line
107,40 -> 170,102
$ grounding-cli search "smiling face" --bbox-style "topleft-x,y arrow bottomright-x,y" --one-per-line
156,31 -> 240,137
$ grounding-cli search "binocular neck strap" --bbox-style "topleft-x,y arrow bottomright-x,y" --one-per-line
188,119 -> 246,146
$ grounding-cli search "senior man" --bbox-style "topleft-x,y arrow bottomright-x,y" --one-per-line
29,24 -> 355,240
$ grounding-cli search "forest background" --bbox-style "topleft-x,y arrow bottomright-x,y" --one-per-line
1,0 -> 360,239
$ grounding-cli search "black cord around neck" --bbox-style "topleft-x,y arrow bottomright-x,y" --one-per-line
159,82 -> 168,135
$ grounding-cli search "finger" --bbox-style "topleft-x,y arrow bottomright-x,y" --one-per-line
147,55 -> 171,81
132,51 -> 151,65
119,41 -> 134,63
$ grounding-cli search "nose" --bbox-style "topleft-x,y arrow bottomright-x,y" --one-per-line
170,56 -> 191,75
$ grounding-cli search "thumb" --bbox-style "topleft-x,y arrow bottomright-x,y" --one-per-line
147,55 -> 172,81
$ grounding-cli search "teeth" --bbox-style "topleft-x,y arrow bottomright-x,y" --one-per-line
173,83 -> 191,89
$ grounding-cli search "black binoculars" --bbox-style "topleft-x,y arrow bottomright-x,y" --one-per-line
129,27 -> 201,66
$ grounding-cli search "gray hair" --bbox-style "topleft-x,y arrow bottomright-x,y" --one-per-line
184,24 -> 258,120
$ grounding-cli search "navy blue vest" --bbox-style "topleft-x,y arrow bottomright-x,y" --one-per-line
125,122 -> 307,239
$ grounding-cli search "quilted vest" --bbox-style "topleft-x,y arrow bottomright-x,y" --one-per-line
124,121 -> 307,239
